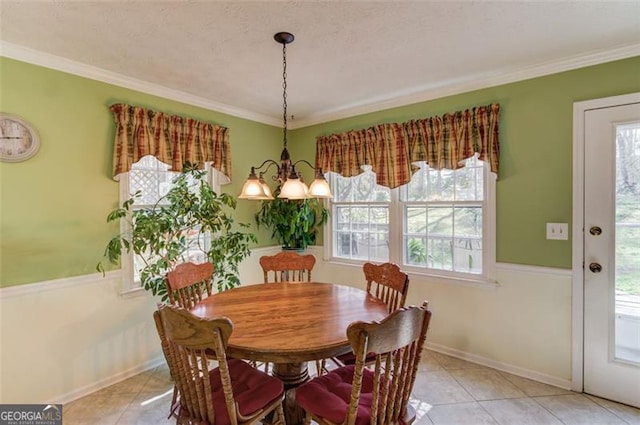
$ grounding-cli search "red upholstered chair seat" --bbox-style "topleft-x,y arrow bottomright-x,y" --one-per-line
296,303 -> 431,425
180,358 -> 283,425
156,305 -> 284,424
296,365 -> 376,425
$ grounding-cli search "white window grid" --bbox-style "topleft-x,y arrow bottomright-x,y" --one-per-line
326,156 -> 496,284
119,156 -> 217,293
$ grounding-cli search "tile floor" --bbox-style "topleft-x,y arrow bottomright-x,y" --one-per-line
63,350 -> 640,424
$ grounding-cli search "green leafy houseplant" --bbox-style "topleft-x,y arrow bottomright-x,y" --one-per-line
97,164 -> 256,300
255,185 -> 329,250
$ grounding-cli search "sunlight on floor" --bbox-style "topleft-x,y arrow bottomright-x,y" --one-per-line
410,397 -> 433,422
140,389 -> 173,407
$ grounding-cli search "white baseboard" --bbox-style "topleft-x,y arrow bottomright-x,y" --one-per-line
425,342 -> 572,390
55,356 -> 165,405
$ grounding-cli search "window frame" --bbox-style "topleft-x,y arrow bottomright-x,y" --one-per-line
118,159 -> 220,295
323,162 -> 497,288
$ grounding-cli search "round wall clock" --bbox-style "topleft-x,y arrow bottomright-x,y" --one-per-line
0,113 -> 40,162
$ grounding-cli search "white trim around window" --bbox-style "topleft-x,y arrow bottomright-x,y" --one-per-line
323,162 -> 497,288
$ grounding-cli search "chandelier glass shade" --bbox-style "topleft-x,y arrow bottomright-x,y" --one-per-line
238,32 -> 332,201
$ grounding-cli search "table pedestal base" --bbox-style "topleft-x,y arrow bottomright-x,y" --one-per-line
272,362 -> 309,425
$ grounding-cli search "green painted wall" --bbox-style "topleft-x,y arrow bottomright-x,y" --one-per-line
290,56 -> 640,268
0,58 -> 280,287
1,56 -> 639,286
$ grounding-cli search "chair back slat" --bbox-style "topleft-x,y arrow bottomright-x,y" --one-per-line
346,302 -> 431,425
259,251 -> 316,283
166,262 -> 214,309
363,262 -> 409,312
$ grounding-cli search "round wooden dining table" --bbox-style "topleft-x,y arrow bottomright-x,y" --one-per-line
190,281 -> 389,425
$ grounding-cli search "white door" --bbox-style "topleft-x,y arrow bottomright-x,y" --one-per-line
584,99 -> 640,408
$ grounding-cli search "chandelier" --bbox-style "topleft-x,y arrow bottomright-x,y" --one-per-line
239,32 -> 332,200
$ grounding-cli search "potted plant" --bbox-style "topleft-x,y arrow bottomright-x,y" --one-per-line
255,185 -> 329,251
97,164 -> 256,300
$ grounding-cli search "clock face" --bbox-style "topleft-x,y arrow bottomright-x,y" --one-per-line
0,114 -> 40,162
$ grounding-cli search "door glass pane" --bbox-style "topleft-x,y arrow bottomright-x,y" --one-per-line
615,122 -> 640,364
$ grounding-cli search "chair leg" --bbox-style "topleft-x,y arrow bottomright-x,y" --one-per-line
167,385 -> 178,419
274,403 -> 286,425
315,359 -> 326,375
303,413 -> 312,425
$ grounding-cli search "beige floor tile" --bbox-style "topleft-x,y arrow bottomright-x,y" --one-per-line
140,369 -> 174,394
498,371 -> 574,397
115,391 -> 175,425
66,349 -> 640,425
418,352 -> 445,372
480,397 -> 563,424
428,401 -> 498,424
535,394 -> 627,425
449,368 -> 526,401
412,370 -> 475,405
98,370 -> 154,396
428,351 -> 488,371
63,391 -> 132,425
584,394 -> 640,424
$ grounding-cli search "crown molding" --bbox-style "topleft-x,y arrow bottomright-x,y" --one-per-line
2,40 -> 638,130
289,43 -> 640,129
0,41 -> 281,127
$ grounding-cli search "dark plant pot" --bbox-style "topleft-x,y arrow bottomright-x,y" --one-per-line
282,246 -> 306,253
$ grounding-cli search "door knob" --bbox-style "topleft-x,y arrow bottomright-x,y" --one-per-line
589,262 -> 602,273
590,226 -> 602,236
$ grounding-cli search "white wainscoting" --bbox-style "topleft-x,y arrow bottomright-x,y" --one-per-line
0,247 -> 279,404
308,247 -> 573,389
0,271 -> 162,404
0,246 -> 572,403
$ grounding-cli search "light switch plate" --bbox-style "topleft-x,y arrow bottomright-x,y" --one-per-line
547,223 -> 569,240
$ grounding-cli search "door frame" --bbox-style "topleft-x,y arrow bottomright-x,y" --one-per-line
571,92 -> 640,392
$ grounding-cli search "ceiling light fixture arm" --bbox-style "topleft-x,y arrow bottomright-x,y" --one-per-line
293,159 -> 328,180
250,159 -> 281,175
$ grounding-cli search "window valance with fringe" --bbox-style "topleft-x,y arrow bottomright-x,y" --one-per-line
110,104 -> 231,181
315,103 -> 500,189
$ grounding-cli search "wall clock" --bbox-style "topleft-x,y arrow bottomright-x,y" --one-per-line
0,113 -> 40,162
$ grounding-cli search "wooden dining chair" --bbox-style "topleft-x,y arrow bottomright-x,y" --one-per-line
153,309 -> 179,419
167,262 -> 266,371
296,301 -> 432,425
363,261 -> 410,312
330,262 -> 410,369
165,262 -> 214,309
259,251 -> 316,283
259,251 -> 321,374
155,303 -> 286,425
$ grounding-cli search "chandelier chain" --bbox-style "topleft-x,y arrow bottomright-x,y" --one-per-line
238,32 -> 333,200
282,42 -> 288,148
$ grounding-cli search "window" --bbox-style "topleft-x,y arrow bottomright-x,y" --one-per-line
119,156 -> 217,292
331,166 -> 391,262
327,155 -> 496,284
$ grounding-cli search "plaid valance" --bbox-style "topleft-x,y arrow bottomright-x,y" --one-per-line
315,103 -> 500,189
110,104 -> 231,181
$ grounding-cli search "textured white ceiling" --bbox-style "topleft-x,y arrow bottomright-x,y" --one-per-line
1,1 -> 639,127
